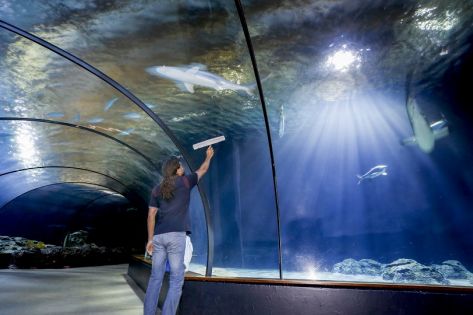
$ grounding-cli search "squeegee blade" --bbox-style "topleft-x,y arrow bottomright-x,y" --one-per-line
193,135 -> 226,150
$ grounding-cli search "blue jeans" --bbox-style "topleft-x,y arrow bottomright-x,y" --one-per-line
144,232 -> 186,315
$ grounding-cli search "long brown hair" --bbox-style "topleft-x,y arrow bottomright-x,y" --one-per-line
159,157 -> 180,201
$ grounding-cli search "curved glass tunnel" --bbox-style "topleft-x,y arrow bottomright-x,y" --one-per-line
1,0 -> 473,288
0,182 -> 139,248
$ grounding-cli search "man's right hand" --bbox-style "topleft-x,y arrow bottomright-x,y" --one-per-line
146,241 -> 153,256
206,146 -> 214,159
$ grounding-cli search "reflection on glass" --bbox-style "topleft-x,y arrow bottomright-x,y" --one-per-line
12,122 -> 41,167
0,120 -> 155,201
0,27 -> 178,165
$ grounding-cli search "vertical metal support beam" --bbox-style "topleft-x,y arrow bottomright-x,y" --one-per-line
233,0 -> 283,279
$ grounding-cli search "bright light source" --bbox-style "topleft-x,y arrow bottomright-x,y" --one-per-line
326,49 -> 360,72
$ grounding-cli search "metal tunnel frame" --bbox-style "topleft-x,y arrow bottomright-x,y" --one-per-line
0,166 -> 130,191
0,20 -> 214,276
0,117 -> 159,172
0,180 -> 128,213
234,0 -> 284,279
1,1 -> 285,276
0,166 -> 135,212
79,192 -> 125,215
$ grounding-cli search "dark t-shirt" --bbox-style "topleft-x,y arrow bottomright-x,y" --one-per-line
149,173 -> 198,235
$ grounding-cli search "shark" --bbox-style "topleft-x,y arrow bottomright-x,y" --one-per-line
357,165 -> 388,184
405,97 -> 435,153
146,64 -> 256,95
402,97 -> 449,153
403,69 -> 449,154
401,118 -> 449,148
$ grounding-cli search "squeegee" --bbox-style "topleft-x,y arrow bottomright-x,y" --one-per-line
192,135 -> 225,150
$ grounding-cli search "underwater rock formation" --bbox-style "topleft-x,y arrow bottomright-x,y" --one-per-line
432,260 -> 471,280
333,258 -> 384,276
382,259 -> 449,285
0,235 -> 130,269
64,230 -> 89,247
332,258 -> 473,285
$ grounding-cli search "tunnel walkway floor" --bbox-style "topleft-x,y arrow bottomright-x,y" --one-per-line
0,264 -> 144,315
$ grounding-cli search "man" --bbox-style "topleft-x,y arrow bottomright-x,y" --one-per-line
144,146 -> 214,315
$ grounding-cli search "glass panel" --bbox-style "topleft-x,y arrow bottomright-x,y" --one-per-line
120,2 -> 279,278
0,120 -> 153,200
0,182 -> 135,247
0,27 -> 177,163
0,168 -> 127,209
188,186 -> 208,276
3,0 -> 473,285
0,23 -> 210,274
3,1 -> 282,277
245,1 -> 473,286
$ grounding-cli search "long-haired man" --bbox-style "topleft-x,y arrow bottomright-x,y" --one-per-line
144,146 -> 214,315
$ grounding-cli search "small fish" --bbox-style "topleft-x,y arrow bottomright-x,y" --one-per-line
87,117 -> 104,124
123,112 -> 142,120
104,97 -> 118,111
357,165 -> 388,184
46,112 -> 65,118
278,104 -> 285,138
118,127 -> 135,136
